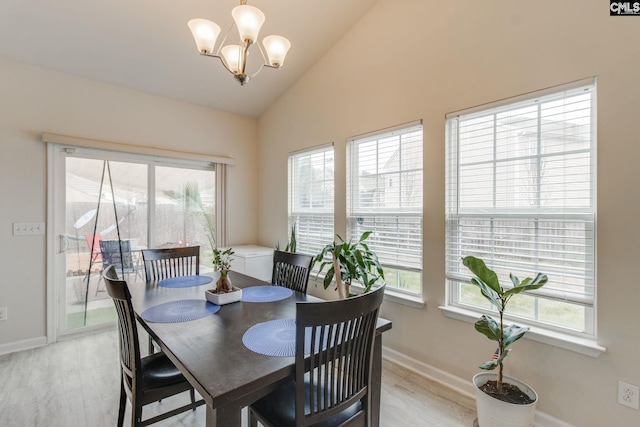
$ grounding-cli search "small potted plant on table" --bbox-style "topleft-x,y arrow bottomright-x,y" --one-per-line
205,247 -> 242,305
462,255 -> 548,427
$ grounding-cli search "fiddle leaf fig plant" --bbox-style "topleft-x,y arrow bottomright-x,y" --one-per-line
462,255 -> 548,394
314,232 -> 385,299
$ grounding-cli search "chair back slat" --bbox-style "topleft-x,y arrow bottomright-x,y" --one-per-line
295,284 -> 385,426
141,246 -> 200,281
272,250 -> 313,294
102,266 -> 141,392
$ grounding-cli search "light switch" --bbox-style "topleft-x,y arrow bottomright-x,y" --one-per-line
13,222 -> 46,236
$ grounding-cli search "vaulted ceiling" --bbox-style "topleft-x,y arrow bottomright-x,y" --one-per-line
1,0 -> 379,118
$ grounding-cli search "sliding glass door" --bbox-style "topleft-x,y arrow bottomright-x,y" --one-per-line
153,165 -> 216,266
52,146 -> 216,336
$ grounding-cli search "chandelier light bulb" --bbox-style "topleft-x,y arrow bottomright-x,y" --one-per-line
221,45 -> 244,74
187,19 -> 220,54
232,4 -> 265,44
262,35 -> 291,67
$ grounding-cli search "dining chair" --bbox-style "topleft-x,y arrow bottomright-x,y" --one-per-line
140,246 -> 201,354
98,239 -> 142,295
271,250 -> 314,294
102,265 -> 205,427
141,246 -> 200,282
100,239 -> 140,279
249,284 -> 386,427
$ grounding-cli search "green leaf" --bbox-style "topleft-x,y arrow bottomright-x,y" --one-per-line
479,359 -> 499,370
334,245 -> 342,259
480,348 -> 509,370
502,324 -> 529,348
504,273 -> 548,297
323,268 -> 334,289
359,231 -> 372,241
474,315 -> 501,341
463,256 -> 502,295
471,277 -> 502,311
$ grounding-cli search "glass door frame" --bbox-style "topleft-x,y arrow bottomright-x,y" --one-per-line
47,143 -> 221,341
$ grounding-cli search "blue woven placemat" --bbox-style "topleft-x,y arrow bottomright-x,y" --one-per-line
140,299 -> 220,323
242,319 -> 331,357
242,318 -> 298,356
158,275 -> 213,288
240,286 -> 293,303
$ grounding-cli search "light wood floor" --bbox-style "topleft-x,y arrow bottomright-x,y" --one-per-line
0,329 -> 476,426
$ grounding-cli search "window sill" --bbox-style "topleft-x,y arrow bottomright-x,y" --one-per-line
350,283 -> 425,309
439,305 -> 606,358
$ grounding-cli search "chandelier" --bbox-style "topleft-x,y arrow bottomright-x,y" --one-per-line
188,0 -> 291,86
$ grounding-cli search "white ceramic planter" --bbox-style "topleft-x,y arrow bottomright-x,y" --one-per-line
205,287 -> 242,305
473,372 -> 537,427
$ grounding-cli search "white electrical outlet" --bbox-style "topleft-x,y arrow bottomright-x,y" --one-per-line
0,307 -> 7,321
618,381 -> 640,410
12,222 -> 45,236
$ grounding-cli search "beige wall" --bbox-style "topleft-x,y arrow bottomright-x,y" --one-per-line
0,59 -> 258,346
257,1 -> 640,425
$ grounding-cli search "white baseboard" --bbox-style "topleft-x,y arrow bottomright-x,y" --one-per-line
0,336 -> 47,356
382,346 -> 574,427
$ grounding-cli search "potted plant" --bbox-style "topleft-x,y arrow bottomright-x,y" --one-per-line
205,247 -> 242,305
276,225 -> 297,253
462,255 -> 548,427
314,231 -> 385,299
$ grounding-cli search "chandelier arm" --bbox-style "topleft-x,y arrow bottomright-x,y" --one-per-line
247,63 -> 266,80
215,21 -> 237,57
256,41 -> 269,67
214,54 -> 236,75
239,41 -> 250,76
196,51 -> 238,76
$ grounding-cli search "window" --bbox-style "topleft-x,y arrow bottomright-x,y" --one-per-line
288,144 -> 334,257
445,78 -> 596,337
347,122 -> 423,295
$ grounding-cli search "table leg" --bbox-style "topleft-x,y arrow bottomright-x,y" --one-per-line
371,334 -> 383,427
205,404 -> 242,427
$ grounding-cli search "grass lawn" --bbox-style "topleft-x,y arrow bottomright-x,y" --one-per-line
67,306 -> 117,330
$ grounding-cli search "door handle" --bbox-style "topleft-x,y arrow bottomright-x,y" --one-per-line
60,234 -> 69,253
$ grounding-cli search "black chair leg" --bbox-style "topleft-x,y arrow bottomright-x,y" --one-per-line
132,401 -> 143,427
248,409 -> 259,427
117,378 -> 126,427
190,388 -> 196,409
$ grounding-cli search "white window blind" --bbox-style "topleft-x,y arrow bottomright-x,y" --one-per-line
347,122 -> 423,294
445,78 -> 596,335
288,144 -> 334,257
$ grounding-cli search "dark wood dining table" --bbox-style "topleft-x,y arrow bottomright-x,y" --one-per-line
128,270 -> 392,427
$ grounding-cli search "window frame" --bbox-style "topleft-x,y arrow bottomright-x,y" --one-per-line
444,78 -> 598,340
47,142 -> 224,340
346,121 -> 424,298
287,143 -> 335,259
